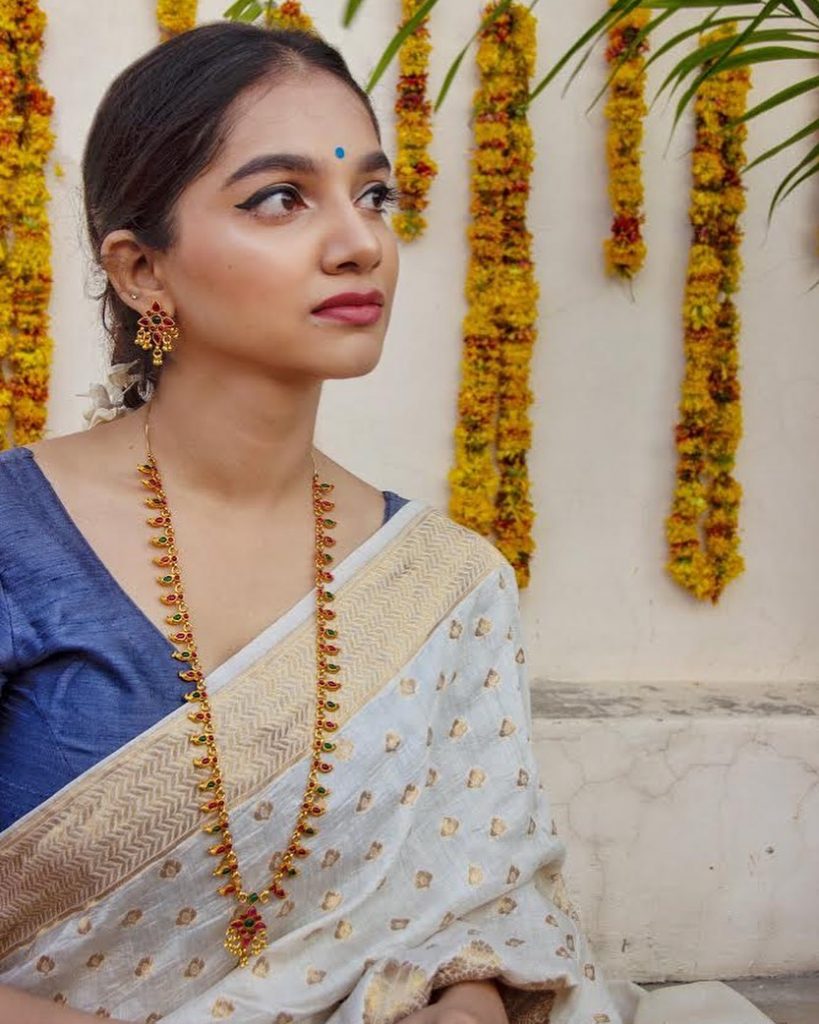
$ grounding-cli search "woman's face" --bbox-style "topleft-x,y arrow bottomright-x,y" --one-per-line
156,70 -> 399,383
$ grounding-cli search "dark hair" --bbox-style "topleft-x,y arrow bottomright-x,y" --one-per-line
82,21 -> 380,408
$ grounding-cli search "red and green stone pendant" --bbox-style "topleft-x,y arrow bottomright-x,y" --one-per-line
225,901 -> 268,965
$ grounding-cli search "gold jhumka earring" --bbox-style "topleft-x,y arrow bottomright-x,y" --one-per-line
135,301 -> 179,367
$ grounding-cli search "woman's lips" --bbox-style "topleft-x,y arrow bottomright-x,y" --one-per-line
311,288 -> 385,326
312,304 -> 383,326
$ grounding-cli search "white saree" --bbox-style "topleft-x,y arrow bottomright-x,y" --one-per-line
0,500 -> 772,1024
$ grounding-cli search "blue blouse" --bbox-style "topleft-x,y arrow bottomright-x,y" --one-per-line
0,446 -> 408,831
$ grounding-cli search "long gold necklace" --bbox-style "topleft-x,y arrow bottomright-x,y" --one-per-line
138,417 -> 341,966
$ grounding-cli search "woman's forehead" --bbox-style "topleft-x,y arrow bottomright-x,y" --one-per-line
221,73 -> 377,158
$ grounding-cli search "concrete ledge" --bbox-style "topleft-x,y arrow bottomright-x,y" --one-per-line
727,974 -> 819,1024
529,681 -> 819,982
531,679 -> 819,721
646,974 -> 819,1024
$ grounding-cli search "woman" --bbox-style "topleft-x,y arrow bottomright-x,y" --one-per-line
0,21 -> 771,1024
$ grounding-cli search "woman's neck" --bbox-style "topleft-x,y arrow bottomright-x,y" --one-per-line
138,357 -> 324,508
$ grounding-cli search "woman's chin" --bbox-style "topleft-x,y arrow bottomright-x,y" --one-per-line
321,347 -> 384,380
310,333 -> 386,379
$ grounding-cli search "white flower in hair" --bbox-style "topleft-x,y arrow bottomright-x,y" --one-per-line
79,360 -> 143,429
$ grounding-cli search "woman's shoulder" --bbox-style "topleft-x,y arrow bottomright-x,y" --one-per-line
0,429 -> 102,491
0,443 -> 36,475
0,433 -> 107,574
0,446 -> 43,526
0,446 -> 70,614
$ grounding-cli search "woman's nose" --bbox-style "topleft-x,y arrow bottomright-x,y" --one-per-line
320,202 -> 383,275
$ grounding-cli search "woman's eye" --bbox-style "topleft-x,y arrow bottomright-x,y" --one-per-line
235,183 -> 400,218
360,183 -> 400,213
235,186 -> 302,217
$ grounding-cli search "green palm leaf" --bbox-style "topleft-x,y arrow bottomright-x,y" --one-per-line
608,3 -> 819,209
671,45 -> 819,134
744,116 -> 819,170
527,0 -> 646,105
738,75 -> 819,123
362,0 -> 441,93
342,0 -> 369,25
643,13 -> 792,83
768,139 -> 819,217
223,0 -> 263,21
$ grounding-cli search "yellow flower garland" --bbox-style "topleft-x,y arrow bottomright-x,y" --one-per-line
603,4 -> 649,279
0,1 -> 55,449
449,2 -> 538,589
666,23 -> 749,602
392,0 -> 438,242
156,0 -> 197,41
0,12 -> 20,445
264,1 -> 314,33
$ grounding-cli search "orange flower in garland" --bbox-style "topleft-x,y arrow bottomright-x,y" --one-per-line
666,23 -> 749,603
449,2 -> 538,589
156,0 -> 197,41
392,0 -> 438,242
264,1 -> 314,33
0,0 -> 55,450
603,4 -> 649,279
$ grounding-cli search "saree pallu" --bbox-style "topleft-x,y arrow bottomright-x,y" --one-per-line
0,500 -> 624,1022
0,500 -> 768,1024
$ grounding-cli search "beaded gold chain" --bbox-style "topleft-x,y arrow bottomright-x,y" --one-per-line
138,420 -> 342,966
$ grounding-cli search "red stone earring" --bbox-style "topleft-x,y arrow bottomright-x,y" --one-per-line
136,301 -> 179,367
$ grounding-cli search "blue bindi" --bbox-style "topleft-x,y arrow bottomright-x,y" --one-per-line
334,146 -> 345,159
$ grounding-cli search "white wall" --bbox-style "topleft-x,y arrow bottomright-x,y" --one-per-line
39,1 -> 819,687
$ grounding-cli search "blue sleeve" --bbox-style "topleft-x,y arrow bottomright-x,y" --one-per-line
0,570 -> 16,699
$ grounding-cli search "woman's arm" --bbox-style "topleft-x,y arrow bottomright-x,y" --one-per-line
398,979 -> 509,1024
0,985 -> 131,1024
431,979 -> 508,1024
1,980 -> 503,1024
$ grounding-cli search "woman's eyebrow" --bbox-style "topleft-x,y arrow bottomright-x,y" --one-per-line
222,150 -> 391,189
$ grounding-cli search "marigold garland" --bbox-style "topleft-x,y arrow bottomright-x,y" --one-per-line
156,0 -> 197,41
449,2 -> 538,589
603,4 -> 649,279
0,1 -> 55,450
666,23 -> 749,603
392,0 -> 438,241
0,12 -> 19,445
264,1 -> 314,33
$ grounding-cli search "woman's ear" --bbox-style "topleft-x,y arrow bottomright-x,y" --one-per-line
100,229 -> 175,316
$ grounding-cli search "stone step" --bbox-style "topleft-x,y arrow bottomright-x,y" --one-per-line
529,680 -> 819,982
729,974 -> 819,1024
645,974 -> 819,1024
